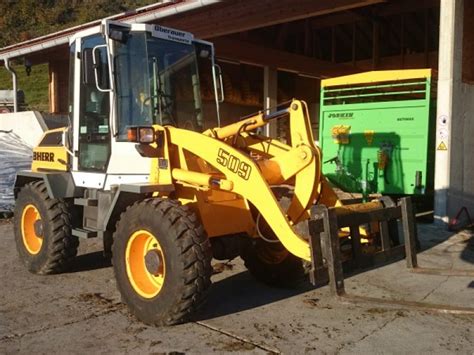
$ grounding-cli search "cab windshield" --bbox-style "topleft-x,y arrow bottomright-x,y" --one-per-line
114,32 -> 217,140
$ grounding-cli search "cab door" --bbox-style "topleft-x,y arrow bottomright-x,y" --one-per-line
71,33 -> 112,188
78,34 -> 111,172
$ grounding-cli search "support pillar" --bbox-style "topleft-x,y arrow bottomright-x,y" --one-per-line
434,0 -> 464,223
263,66 -> 277,138
48,60 -> 70,114
49,61 -> 59,114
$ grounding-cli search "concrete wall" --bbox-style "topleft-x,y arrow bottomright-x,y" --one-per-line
447,82 -> 474,216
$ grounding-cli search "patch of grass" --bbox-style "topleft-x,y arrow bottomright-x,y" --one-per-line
0,63 -> 49,112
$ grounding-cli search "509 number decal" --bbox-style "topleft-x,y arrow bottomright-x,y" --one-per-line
216,148 -> 252,180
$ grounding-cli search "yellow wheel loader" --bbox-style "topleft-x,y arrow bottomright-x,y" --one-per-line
13,20 -> 394,325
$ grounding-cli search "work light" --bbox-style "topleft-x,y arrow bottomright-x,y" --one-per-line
127,126 -> 155,144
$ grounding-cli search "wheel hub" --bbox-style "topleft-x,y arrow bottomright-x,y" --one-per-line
33,220 -> 44,238
144,249 -> 163,276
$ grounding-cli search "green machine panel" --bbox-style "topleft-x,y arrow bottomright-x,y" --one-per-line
319,69 -> 435,196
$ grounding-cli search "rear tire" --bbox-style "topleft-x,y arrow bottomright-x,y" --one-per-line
14,181 -> 79,274
241,239 -> 307,288
112,198 -> 212,326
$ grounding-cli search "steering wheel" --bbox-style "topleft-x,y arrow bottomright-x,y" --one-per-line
142,91 -> 173,106
182,120 -> 195,131
142,92 -> 177,127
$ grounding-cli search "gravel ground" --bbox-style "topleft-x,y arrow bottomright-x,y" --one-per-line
0,219 -> 473,354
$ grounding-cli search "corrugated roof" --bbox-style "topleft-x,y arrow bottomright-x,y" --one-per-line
0,0 -> 217,61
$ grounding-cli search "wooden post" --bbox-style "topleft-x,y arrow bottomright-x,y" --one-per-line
400,15 -> 405,68
424,9 -> 430,67
49,61 -> 59,113
331,26 -> 336,63
372,20 -> 380,69
352,22 -> 357,66
401,197 -> 418,269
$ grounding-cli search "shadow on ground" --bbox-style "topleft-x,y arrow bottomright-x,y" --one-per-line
194,270 -> 315,321
460,229 -> 474,264
68,251 -> 111,273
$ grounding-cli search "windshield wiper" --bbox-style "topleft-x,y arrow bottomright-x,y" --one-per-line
151,57 -> 176,126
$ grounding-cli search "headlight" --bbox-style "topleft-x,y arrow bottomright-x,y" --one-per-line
138,127 -> 155,144
127,126 -> 155,144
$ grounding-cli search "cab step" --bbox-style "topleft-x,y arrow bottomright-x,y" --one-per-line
72,228 -> 98,239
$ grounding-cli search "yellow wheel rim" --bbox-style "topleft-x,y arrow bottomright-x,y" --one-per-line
125,230 -> 165,299
21,204 -> 43,255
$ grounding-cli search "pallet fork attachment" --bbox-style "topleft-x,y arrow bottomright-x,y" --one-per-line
308,197 -> 474,315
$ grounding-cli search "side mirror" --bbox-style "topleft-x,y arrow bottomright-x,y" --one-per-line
92,44 -> 111,92
213,64 -> 224,103
109,26 -> 130,44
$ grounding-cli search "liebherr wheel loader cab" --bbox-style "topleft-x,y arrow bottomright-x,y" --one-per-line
14,20 -> 397,326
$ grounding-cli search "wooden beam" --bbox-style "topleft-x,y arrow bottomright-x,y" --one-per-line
310,0 -> 438,30
276,23 -> 289,49
331,26 -> 337,63
403,12 -> 425,49
304,20 -> 312,57
351,51 -> 438,72
337,24 -> 355,59
400,14 -> 405,68
25,45 -> 68,65
352,23 -> 357,65
162,0 -> 386,39
372,20 -> 380,69
312,12 -> 365,30
373,0 -> 439,17
213,38 -> 358,78
386,15 -> 401,49
357,22 -> 373,59
424,9 -> 429,67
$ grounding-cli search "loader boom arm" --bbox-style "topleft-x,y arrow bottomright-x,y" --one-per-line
163,100 -> 324,261
168,125 -> 313,261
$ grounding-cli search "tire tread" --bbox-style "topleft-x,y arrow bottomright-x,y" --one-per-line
15,181 -> 79,274
112,198 -> 212,326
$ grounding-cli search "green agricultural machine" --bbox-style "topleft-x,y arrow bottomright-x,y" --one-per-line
319,69 -> 436,209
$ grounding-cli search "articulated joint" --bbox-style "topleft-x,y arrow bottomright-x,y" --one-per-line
258,144 -> 315,185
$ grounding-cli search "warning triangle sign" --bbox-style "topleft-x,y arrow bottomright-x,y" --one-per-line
437,141 -> 448,151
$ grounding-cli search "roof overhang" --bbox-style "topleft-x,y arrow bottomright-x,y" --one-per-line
0,0 -> 220,62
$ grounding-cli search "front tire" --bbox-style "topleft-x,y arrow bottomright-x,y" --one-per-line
14,181 -> 79,274
112,198 -> 212,326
